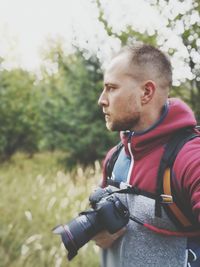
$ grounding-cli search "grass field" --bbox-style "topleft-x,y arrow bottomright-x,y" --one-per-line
0,152 -> 101,267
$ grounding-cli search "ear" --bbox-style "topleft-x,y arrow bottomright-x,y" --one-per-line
141,80 -> 156,104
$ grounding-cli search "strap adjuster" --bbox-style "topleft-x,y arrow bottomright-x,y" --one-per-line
119,182 -> 131,189
160,194 -> 173,204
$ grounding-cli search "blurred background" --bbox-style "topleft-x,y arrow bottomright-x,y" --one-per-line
0,0 -> 199,266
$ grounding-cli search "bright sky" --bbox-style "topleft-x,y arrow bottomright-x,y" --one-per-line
0,0 -> 85,70
0,0 -> 118,71
0,0 -> 199,85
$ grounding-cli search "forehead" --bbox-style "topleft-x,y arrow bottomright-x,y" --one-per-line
104,53 -> 139,84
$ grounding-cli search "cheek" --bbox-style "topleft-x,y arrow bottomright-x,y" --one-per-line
110,90 -> 141,113
124,94 -> 141,113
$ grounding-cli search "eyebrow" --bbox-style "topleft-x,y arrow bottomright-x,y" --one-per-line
104,82 -> 118,87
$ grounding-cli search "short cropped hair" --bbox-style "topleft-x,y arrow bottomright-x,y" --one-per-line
119,44 -> 172,89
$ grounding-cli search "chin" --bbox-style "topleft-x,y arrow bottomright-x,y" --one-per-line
106,123 -> 120,132
106,122 -> 114,131
106,124 -> 113,131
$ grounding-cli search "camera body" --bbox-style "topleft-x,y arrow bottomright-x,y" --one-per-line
91,187 -> 130,233
53,187 -> 130,260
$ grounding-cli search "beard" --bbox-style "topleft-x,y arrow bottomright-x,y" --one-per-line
105,113 -> 140,132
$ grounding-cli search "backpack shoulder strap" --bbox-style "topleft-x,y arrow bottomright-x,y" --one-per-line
155,127 -> 200,229
105,142 -> 124,180
162,168 -> 193,228
105,127 -> 200,230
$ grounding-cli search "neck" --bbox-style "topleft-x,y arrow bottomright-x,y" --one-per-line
131,104 -> 166,133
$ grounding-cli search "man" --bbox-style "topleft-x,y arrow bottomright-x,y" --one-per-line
94,44 -> 200,266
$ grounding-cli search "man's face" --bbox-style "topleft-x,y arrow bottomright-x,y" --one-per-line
98,53 -> 143,131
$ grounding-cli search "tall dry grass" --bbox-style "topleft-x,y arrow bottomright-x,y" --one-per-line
0,152 -> 101,267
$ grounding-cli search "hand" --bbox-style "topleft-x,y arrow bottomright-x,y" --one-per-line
92,227 -> 126,249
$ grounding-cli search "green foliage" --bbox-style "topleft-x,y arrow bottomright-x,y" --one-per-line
39,48 -> 119,167
0,69 -> 41,161
0,0 -> 200,163
0,48 -> 118,166
0,152 -> 100,267
168,0 -> 200,123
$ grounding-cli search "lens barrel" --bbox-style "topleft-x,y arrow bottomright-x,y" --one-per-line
53,210 -> 102,261
53,187 -> 130,261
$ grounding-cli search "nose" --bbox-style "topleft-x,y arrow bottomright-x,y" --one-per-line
98,90 -> 108,107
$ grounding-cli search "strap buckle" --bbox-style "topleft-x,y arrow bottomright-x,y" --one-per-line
160,194 -> 173,204
119,182 -> 131,189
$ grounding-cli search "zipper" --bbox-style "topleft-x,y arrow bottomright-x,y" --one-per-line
127,132 -> 134,184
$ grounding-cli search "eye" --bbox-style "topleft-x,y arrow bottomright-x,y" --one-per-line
107,86 -> 114,91
106,84 -> 117,92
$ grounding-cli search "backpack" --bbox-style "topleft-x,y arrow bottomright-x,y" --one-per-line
104,127 -> 200,236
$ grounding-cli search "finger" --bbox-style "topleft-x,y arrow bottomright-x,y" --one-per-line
92,230 -> 109,241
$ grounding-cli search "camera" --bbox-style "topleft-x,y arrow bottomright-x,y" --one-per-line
52,187 -> 130,260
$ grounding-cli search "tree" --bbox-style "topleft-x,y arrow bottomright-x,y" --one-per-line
0,68 -> 41,160
39,46 -> 118,167
175,0 -> 200,122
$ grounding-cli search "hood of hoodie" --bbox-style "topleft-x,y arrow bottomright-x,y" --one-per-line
121,98 -> 197,159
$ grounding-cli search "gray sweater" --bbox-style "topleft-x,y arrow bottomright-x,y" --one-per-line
101,193 -> 187,267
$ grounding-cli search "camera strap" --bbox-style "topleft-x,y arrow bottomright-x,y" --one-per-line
129,215 -> 200,237
106,180 -> 200,237
106,179 -> 157,200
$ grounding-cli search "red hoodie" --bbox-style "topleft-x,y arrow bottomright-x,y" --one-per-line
102,98 -> 200,223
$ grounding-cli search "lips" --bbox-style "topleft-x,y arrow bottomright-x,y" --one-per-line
103,110 -> 109,115
105,114 -> 109,120
104,113 -> 111,123
103,110 -> 110,121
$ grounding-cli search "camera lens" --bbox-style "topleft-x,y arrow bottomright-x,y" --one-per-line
53,186 -> 130,261
53,211 -> 102,261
